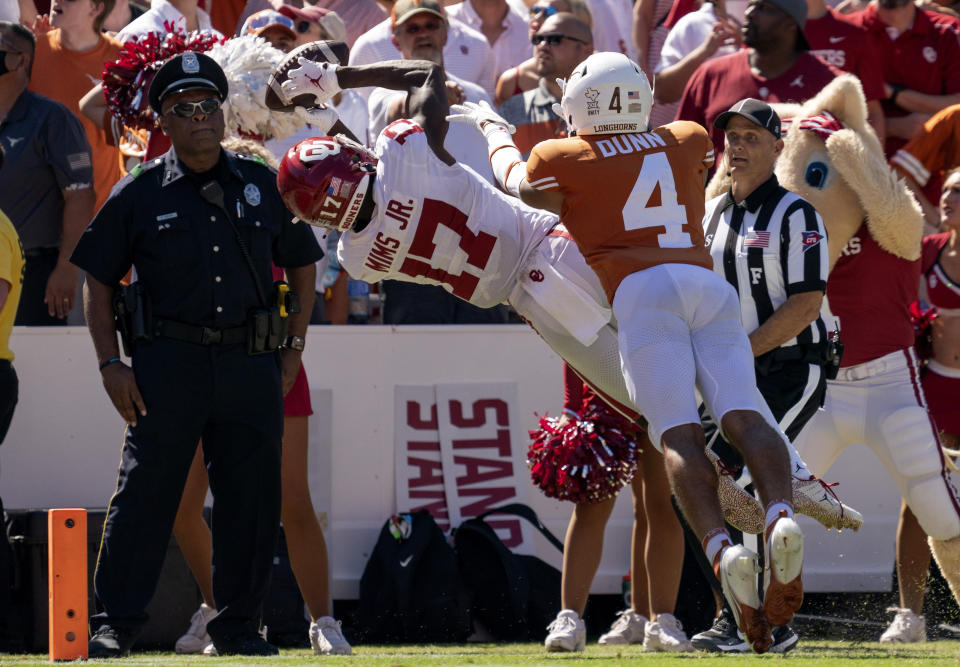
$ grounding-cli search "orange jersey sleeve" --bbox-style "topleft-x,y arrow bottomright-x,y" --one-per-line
891,104 -> 960,189
527,121 -> 714,302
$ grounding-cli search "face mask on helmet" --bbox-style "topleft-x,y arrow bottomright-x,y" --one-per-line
277,134 -> 378,232
557,52 -> 653,136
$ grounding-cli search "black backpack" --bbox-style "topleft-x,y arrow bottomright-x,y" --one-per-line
454,503 -> 564,641
355,509 -> 471,643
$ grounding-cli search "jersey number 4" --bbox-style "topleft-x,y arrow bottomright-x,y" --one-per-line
623,152 -> 693,248
399,199 -> 496,300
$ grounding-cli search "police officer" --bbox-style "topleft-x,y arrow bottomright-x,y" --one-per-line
71,52 -> 321,657
691,99 -> 830,654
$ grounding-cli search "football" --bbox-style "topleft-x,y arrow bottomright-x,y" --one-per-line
265,40 -> 350,111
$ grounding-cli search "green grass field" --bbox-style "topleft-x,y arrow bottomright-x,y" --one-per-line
3,641 -> 960,666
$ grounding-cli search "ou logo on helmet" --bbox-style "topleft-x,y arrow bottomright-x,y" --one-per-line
298,138 -> 341,163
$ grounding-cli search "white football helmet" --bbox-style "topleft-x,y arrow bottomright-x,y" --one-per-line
557,52 -> 653,136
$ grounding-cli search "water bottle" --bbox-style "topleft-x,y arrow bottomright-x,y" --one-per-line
347,279 -> 370,324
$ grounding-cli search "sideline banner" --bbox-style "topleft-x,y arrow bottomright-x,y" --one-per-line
394,382 -> 533,553
394,385 -> 451,532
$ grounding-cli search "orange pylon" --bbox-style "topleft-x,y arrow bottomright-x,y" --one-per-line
48,509 -> 87,661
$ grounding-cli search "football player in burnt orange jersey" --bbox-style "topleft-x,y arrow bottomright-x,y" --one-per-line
450,52 -> 804,654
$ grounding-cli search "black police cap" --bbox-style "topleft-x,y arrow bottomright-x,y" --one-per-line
714,98 -> 782,139
148,51 -> 229,114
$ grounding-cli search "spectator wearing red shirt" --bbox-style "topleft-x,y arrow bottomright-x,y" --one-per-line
804,0 -> 886,142
847,0 -> 960,156
676,0 -> 841,162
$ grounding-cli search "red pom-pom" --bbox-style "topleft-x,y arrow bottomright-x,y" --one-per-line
910,300 -> 938,361
101,26 -> 225,131
527,401 -> 641,504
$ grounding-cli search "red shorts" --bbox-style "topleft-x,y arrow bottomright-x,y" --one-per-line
284,362 -> 313,417
922,362 -> 960,435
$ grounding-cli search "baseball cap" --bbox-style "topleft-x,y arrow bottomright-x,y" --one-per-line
760,0 -> 810,50
278,5 -> 348,43
148,51 -> 229,113
714,98 -> 782,139
391,0 -> 446,29
241,9 -> 297,40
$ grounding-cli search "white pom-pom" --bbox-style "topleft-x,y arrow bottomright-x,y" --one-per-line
206,35 -> 309,140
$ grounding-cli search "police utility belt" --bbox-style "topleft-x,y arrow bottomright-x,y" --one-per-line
112,180 -> 300,356
113,281 -> 300,356
755,335 -> 844,380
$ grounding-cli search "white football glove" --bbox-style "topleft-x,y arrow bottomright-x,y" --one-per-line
447,100 -> 516,138
280,58 -> 342,107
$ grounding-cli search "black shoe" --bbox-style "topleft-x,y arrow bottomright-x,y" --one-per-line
770,625 -> 799,653
88,626 -> 135,658
691,607 -> 749,653
212,634 -> 279,656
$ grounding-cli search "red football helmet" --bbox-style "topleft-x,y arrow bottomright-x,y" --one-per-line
277,134 -> 378,231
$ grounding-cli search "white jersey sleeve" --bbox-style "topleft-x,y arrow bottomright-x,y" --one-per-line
338,119 -> 558,308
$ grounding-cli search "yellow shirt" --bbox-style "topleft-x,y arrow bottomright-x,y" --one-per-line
0,209 -> 25,362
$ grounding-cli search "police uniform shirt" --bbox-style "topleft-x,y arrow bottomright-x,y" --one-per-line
0,90 -> 94,250
71,148 -> 322,329
703,173 -> 829,346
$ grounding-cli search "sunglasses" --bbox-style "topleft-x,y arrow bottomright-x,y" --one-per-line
530,5 -> 559,18
531,32 -> 588,46
165,97 -> 221,118
401,19 -> 443,35
248,12 -> 295,32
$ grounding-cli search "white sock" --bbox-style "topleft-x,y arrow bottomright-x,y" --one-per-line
703,527 -> 732,566
765,501 -> 794,533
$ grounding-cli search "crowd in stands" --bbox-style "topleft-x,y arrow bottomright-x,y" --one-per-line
0,0 -> 959,657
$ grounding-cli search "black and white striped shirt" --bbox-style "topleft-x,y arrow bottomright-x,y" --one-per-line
703,174 -> 829,346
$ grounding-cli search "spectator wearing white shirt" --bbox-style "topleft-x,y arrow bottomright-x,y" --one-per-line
586,0 -> 637,58
649,0 -> 739,127
446,0 -> 531,84
350,13 -> 496,99
369,0 -> 495,183
116,0 -> 219,41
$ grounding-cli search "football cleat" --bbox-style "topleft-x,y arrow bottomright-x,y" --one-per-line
717,545 -> 771,653
792,475 -> 863,531
763,512 -> 804,627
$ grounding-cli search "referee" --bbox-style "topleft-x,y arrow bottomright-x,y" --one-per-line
692,99 -> 830,654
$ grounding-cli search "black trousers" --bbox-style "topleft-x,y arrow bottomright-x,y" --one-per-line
15,250 -> 66,326
381,281 -> 510,324
91,339 -> 283,640
0,360 -> 17,443
706,361 -> 826,473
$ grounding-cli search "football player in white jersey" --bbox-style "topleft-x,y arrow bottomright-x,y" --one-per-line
274,54 -> 853,654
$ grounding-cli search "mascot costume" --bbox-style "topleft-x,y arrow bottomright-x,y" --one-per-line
709,74 -> 960,610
